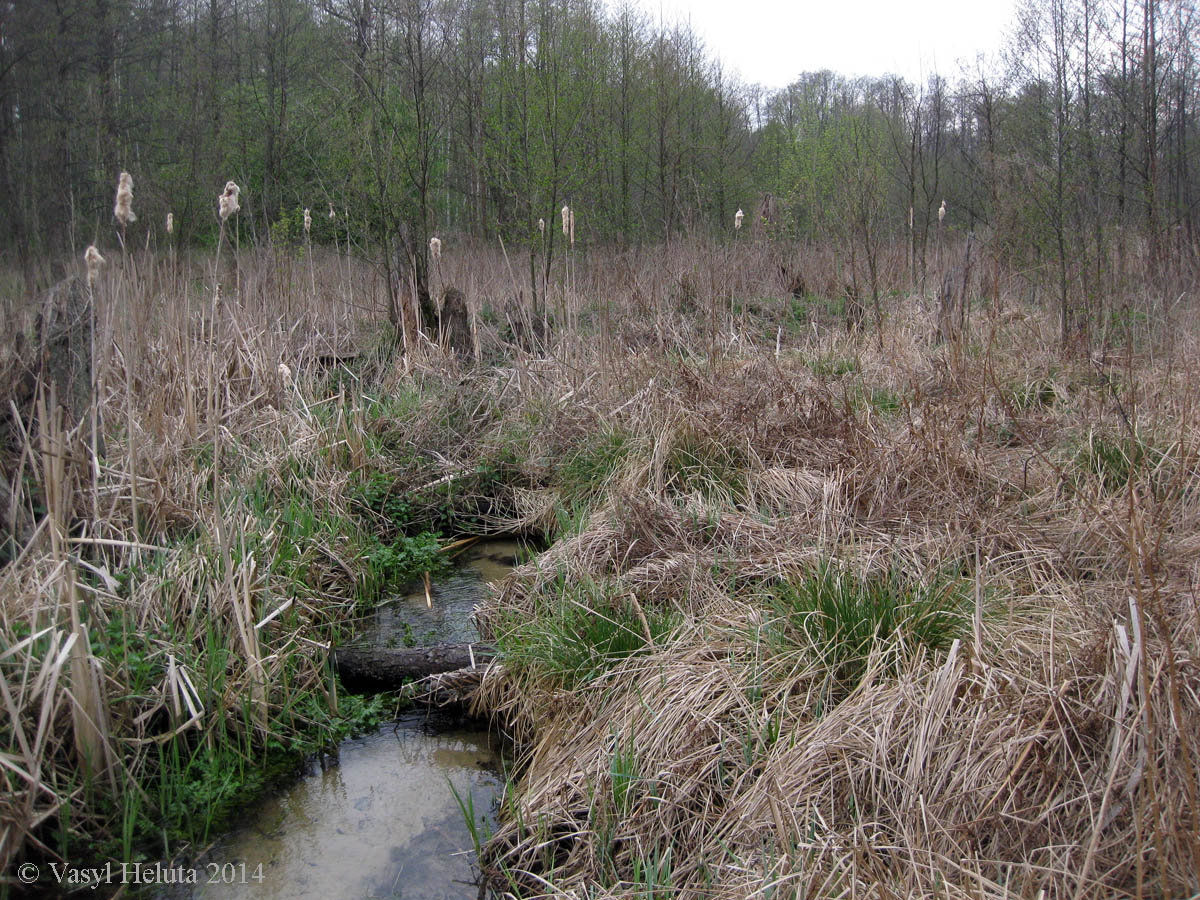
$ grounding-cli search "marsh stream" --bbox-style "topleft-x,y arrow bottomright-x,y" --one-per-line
159,540 -> 524,900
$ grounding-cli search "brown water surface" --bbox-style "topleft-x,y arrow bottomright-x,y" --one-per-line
157,539 -> 525,900
364,539 -> 524,647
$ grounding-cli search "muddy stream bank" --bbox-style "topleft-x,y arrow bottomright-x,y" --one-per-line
158,540 -> 525,900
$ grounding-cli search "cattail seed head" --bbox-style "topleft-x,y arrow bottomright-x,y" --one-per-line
167,212 -> 174,234
303,208 -> 311,234
569,209 -> 575,246
538,218 -> 545,234
84,245 -> 106,284
278,362 -> 292,382
328,202 -> 336,220
218,181 -> 241,222
735,208 -> 744,231
430,236 -> 442,260
938,200 -> 946,224
113,171 -> 136,226
561,205 -> 570,236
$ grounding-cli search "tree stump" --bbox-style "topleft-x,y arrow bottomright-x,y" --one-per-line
35,277 -> 95,431
440,286 -> 472,357
0,276 -> 95,563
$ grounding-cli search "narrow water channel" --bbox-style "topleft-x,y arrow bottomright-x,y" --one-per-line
159,539 -> 524,900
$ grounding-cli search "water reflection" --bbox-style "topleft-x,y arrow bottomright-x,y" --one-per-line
158,539 -> 526,900
365,539 -> 525,647
165,715 -> 502,900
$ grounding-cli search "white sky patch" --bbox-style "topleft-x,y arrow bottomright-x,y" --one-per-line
619,0 -> 1021,88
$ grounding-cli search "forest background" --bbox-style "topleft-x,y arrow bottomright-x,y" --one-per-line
3,0 -> 1198,341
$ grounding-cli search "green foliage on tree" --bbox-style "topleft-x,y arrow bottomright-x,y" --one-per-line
2,0 -> 1197,342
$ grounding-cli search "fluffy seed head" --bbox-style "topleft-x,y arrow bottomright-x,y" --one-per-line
84,244 -> 106,284
278,362 -> 292,382
328,202 -> 336,220
166,212 -> 174,234
735,208 -> 744,231
303,208 -> 311,234
569,209 -> 575,245
561,205 -> 570,236
938,200 -> 946,224
538,218 -> 545,234
218,181 -> 241,222
113,171 -> 136,226
430,236 -> 442,260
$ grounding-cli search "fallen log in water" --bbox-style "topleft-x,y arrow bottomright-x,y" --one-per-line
403,664 -> 497,709
334,643 -> 495,693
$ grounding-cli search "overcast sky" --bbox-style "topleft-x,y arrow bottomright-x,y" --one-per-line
620,0 -> 1022,88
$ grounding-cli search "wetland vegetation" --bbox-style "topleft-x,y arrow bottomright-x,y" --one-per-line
3,0 -> 1200,896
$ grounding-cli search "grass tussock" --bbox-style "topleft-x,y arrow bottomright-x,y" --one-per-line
494,573 -> 678,689
455,243 -> 1198,899
765,558 -> 970,696
1,236 -> 1198,899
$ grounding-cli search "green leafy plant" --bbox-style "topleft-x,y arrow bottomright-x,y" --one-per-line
850,384 -> 902,416
631,845 -> 675,898
366,531 -> 451,592
448,778 -> 494,858
609,732 -> 641,817
808,354 -> 860,378
356,472 -> 417,530
787,293 -> 846,329
664,429 -> 747,501
1010,377 -> 1064,411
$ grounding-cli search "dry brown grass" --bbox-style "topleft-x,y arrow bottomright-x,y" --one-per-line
458,262 -> 1199,898
0,244 -> 386,874
1,235 -> 1197,899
